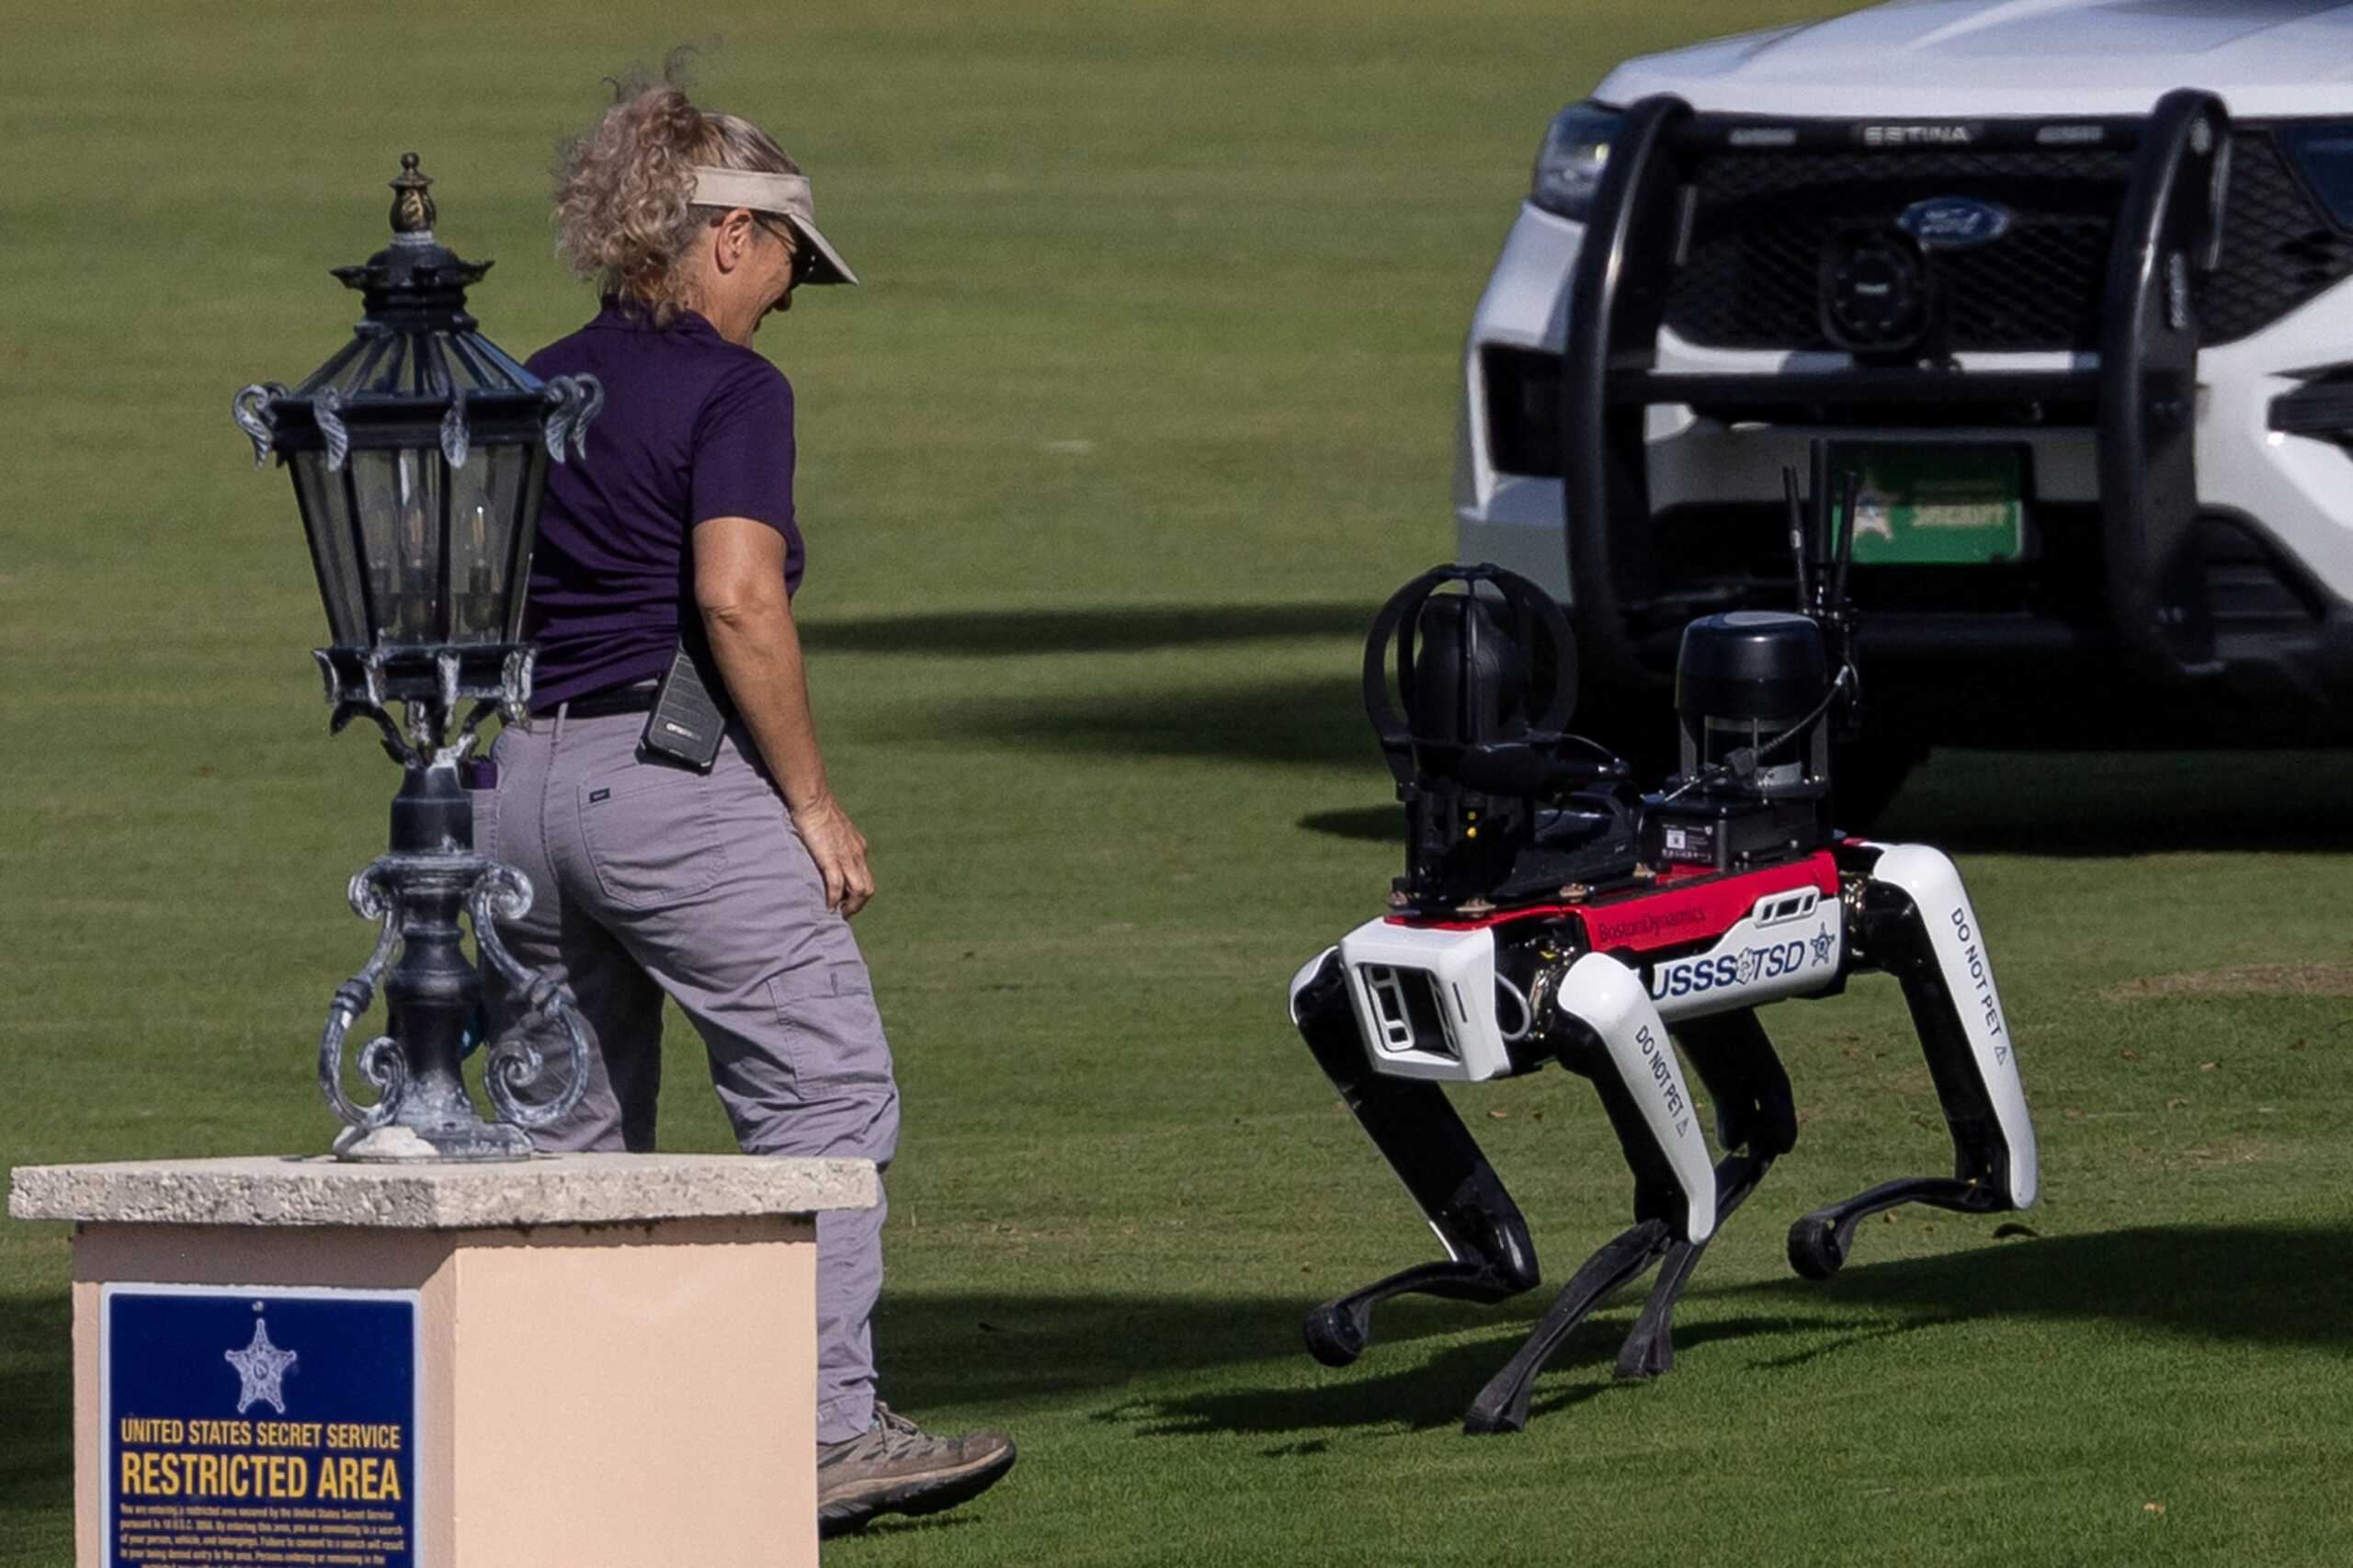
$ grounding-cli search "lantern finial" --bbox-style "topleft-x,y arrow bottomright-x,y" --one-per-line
390,153 -> 436,238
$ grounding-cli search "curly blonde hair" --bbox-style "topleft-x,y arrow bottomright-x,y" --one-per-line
554,69 -> 800,320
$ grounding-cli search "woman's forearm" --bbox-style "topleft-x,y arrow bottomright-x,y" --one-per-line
701,594 -> 833,812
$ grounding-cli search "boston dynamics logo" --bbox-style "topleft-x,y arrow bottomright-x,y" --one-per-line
225,1310 -> 298,1415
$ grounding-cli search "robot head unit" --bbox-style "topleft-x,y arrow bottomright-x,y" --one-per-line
1644,608 -> 1846,872
1674,610 -> 1832,795
1360,563 -> 1629,915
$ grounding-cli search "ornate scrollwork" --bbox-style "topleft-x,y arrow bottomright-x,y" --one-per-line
318,860 -> 408,1131
317,650 -> 422,767
313,386 -> 352,472
500,646 -> 535,723
318,644 -> 537,770
433,699 -> 502,770
439,386 -> 471,470
347,860 -> 399,921
232,383 -> 286,468
568,375 -> 604,459
540,374 -> 605,464
467,865 -> 592,1130
540,381 -> 573,461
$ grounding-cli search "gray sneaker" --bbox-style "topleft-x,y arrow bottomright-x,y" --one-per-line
816,1402 -> 1016,1536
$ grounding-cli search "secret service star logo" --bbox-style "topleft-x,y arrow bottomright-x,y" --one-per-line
225,1316 -> 298,1415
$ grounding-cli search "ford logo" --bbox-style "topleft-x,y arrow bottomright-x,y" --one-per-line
1897,197 -> 2013,250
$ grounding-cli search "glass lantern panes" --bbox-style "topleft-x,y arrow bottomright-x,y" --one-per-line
280,402 -> 551,650
290,449 -> 368,646
280,312 -> 553,650
448,442 -> 540,642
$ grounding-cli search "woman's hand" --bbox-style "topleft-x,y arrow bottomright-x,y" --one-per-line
791,791 -> 874,917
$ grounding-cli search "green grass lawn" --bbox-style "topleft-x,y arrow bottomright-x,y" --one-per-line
6,2 -> 2352,1563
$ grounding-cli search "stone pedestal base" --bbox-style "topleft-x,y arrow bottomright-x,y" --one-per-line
9,1154 -> 878,1568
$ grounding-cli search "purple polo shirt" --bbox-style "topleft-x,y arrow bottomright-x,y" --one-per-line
522,300 -> 804,707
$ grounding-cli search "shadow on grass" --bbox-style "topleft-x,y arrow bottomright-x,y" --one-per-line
870,1223 -> 2351,1441
804,603 -> 1373,658
1297,805 -> 1400,842
936,675 -> 1376,772
1736,1220 -> 2353,1339
0,1292 -> 73,1536
872,1289 -> 1505,1408
1875,748 -> 2353,856
1097,1307 -> 1927,1441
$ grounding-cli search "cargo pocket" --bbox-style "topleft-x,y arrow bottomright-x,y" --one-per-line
766,959 -> 892,1090
578,767 -> 728,911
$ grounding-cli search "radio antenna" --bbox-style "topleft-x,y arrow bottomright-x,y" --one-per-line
1784,466 -> 1812,612
1834,466 -> 1861,611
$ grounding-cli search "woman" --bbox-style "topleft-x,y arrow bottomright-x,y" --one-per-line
481,82 -> 1014,1535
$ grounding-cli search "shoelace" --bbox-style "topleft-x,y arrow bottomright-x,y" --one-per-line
860,1402 -> 941,1460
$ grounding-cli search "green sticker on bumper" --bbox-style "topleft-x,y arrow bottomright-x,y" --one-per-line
1833,444 -> 2025,565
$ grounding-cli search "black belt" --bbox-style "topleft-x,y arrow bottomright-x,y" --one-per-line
536,680 -> 657,720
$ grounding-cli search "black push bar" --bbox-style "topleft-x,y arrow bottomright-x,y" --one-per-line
1559,89 -> 2236,694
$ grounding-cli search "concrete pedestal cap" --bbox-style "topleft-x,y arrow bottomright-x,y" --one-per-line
7,1153 -> 878,1231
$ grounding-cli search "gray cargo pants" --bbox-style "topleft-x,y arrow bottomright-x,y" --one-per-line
477,706 -> 900,1444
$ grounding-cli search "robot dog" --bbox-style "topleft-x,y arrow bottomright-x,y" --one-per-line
1287,465 -> 2036,1435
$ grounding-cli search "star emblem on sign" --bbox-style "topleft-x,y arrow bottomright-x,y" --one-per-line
1811,931 -> 1836,965
225,1318 -> 298,1415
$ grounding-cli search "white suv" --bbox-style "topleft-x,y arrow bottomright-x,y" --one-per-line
1459,0 -> 2353,790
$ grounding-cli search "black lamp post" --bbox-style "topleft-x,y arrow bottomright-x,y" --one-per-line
233,154 -> 600,1160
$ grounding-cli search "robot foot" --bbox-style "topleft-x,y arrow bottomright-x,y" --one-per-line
1463,1220 -> 1674,1436
1613,1151 -> 1775,1381
1302,1298 -> 1374,1368
1787,1176 -> 2008,1280
1302,1258 -> 1538,1369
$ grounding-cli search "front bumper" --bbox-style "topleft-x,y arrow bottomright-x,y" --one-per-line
1459,94 -> 2353,740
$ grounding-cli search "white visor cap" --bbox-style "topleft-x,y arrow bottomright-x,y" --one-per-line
689,165 -> 858,286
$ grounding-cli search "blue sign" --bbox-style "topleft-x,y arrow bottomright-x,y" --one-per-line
103,1285 -> 420,1568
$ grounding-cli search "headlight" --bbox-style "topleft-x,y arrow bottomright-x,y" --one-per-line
1529,102 -> 1622,223
2279,121 -> 2353,229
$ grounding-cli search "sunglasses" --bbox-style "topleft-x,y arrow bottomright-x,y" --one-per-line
755,215 -> 816,287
